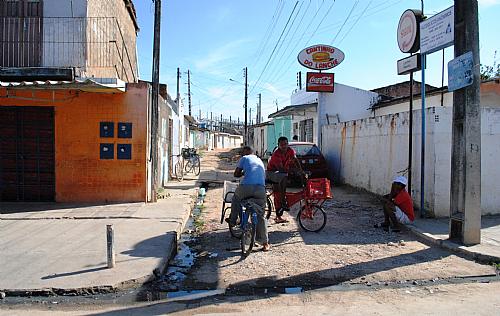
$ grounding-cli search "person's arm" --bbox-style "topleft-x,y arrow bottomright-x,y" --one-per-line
234,167 -> 243,178
234,157 -> 245,178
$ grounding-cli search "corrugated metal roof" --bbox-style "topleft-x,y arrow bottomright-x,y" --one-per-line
0,78 -> 126,93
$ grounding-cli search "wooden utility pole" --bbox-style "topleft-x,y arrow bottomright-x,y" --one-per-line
449,0 -> 481,245
150,0 -> 161,202
244,67 -> 248,144
257,93 -> 262,124
187,70 -> 192,116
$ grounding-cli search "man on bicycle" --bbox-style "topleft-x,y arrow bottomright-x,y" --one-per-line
226,146 -> 270,251
266,136 -> 304,223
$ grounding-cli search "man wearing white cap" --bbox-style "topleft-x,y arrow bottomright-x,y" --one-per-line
375,175 -> 415,232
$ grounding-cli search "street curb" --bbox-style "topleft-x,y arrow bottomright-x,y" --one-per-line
407,225 -> 500,263
0,188 -> 199,298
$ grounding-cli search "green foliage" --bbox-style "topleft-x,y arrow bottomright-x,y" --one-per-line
480,50 -> 499,81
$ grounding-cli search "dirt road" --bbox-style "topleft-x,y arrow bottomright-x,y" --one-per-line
176,149 -> 494,291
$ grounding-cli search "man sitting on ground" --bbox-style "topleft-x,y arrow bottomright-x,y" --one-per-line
226,146 -> 270,251
266,136 -> 303,223
375,175 -> 415,232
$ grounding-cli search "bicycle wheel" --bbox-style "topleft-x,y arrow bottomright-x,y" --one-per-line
265,195 -> 273,220
240,217 -> 256,257
298,204 -> 327,232
184,159 -> 193,174
193,155 -> 201,176
175,158 -> 184,181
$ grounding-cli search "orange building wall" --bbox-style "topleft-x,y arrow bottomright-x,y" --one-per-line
0,82 -> 150,202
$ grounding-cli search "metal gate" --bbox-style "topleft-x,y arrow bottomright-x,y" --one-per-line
0,106 -> 55,201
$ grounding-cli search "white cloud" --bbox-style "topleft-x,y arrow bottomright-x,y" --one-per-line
479,0 -> 500,6
194,39 -> 250,72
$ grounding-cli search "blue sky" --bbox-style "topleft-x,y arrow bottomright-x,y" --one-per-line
134,0 -> 500,122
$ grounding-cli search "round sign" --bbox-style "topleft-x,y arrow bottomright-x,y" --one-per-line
297,44 -> 344,70
397,9 -> 423,53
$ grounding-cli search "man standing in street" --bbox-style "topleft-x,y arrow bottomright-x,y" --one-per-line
227,146 -> 270,251
376,175 -> 415,232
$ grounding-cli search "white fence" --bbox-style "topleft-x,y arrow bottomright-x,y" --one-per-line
321,107 -> 500,217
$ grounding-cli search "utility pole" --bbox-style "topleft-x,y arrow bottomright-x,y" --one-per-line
449,0 -> 481,245
275,99 -> 278,112
150,0 -> 161,202
210,112 -> 213,130
297,71 -> 302,90
257,93 -> 262,124
244,67 -> 248,144
187,70 -> 192,116
176,67 -> 180,105
249,108 -> 252,127
220,113 -> 223,132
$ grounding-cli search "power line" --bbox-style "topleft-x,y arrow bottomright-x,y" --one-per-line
249,1 -> 300,95
338,0 -> 374,45
305,0 -> 336,45
330,0 -> 359,45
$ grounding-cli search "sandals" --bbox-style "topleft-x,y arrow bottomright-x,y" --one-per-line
274,217 -> 289,224
262,243 -> 270,251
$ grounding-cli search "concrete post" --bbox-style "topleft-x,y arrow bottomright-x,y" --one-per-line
449,0 -> 481,245
106,225 -> 115,268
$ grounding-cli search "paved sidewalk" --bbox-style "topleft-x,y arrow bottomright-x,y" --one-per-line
0,186 -> 198,294
408,215 -> 500,262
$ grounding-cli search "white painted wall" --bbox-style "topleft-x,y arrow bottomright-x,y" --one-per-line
291,89 -> 318,105
317,83 -> 378,148
321,106 -> 500,217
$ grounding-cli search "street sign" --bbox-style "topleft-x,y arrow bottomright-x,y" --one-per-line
397,54 -> 421,75
397,9 -> 423,53
448,51 -> 474,92
298,44 -> 344,70
306,72 -> 334,93
420,6 -> 454,55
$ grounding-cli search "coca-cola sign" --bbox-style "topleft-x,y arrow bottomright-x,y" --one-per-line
306,72 -> 334,93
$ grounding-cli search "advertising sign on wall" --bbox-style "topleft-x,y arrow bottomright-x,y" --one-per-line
306,72 -> 334,93
298,45 -> 344,70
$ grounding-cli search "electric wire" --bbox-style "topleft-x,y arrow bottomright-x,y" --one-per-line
249,1 -> 300,95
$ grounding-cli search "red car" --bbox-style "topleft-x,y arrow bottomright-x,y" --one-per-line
289,142 -> 329,179
270,142 -> 329,180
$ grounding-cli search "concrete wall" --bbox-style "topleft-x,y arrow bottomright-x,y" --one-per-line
86,0 -> 138,82
322,106 -> 500,217
315,83 -> 378,148
0,82 -> 151,203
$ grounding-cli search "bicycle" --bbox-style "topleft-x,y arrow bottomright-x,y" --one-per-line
182,148 -> 201,176
220,180 -> 273,238
169,153 -> 184,181
239,199 -> 261,256
268,174 -> 331,232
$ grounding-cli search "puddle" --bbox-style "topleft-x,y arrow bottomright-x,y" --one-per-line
284,287 -> 304,294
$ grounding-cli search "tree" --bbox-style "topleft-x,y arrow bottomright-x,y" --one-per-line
480,50 -> 499,81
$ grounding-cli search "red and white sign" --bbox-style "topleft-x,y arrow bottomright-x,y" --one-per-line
397,9 -> 422,53
306,72 -> 334,93
298,44 -> 344,70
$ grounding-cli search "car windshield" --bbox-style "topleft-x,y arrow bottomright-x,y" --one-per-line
291,144 -> 321,156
